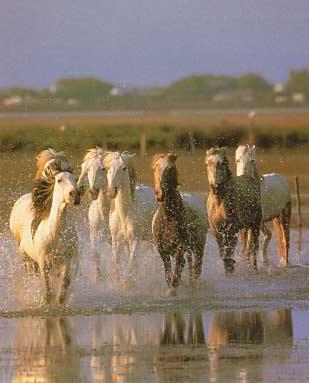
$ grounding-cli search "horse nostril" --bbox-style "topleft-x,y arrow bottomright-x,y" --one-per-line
69,191 -> 75,198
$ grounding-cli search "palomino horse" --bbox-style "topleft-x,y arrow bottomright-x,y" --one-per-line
152,153 -> 207,296
10,154 -> 80,304
206,147 -> 262,273
103,151 -> 138,283
236,145 -> 291,266
78,147 -> 110,279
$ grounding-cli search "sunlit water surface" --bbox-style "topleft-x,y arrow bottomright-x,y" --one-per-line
1,150 -> 309,382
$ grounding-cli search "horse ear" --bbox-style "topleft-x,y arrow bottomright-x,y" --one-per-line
167,153 -> 177,163
250,145 -> 256,156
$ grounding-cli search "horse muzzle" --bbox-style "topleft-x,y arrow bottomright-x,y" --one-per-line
108,186 -> 118,199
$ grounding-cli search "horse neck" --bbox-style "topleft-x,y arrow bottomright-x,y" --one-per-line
44,191 -> 67,238
211,171 -> 235,203
115,177 -> 135,219
246,161 -> 261,183
97,187 -> 109,215
162,188 -> 184,219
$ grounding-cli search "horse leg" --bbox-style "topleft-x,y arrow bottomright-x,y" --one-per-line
261,223 -> 272,266
191,243 -> 205,286
280,202 -> 291,266
272,216 -> 289,267
239,229 -> 249,260
90,213 -> 104,281
221,233 -> 237,275
187,251 -> 194,286
128,237 -> 138,279
158,246 -> 172,287
58,262 -> 71,305
171,249 -> 185,289
247,228 -> 259,272
111,239 -> 121,281
41,262 -> 52,305
93,246 -> 103,282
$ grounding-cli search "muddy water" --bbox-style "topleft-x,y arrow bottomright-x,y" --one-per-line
1,148 -> 309,382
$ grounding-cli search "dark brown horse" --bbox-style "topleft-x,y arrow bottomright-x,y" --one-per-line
206,147 -> 262,274
152,153 -> 207,296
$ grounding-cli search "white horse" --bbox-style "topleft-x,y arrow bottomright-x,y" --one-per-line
235,145 -> 291,266
77,148 -> 110,279
103,151 -> 138,282
10,157 -> 80,304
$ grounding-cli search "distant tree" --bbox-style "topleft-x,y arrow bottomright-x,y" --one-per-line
0,87 -> 38,98
165,73 -> 271,98
286,69 -> 309,96
54,77 -> 113,103
237,74 -> 271,92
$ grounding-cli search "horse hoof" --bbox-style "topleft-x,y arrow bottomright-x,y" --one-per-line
279,261 -> 288,268
165,287 -> 177,297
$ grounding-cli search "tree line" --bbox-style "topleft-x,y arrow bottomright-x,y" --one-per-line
1,69 -> 309,110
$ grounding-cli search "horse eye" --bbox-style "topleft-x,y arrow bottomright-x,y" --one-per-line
123,167 -> 127,171
57,178 -> 62,183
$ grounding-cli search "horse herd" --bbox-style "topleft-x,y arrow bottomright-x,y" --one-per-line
9,145 -> 291,304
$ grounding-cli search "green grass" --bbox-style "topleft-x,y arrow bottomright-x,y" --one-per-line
0,112 -> 308,152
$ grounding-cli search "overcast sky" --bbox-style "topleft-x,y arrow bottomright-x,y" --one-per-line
1,0 -> 308,89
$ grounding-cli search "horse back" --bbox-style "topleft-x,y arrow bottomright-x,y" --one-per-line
261,173 -> 291,220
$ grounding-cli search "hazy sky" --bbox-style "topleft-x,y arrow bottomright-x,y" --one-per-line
1,0 -> 308,88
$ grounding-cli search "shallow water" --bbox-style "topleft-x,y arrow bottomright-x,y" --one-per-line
1,149 -> 309,382
2,308 -> 309,383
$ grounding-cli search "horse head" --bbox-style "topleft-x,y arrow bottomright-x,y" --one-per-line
205,147 -> 232,194
152,153 -> 178,202
104,152 -> 136,199
54,171 -> 80,206
78,147 -> 107,200
235,144 -> 256,177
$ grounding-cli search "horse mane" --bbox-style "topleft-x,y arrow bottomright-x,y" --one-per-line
103,151 -> 137,199
152,153 -> 179,188
36,148 -> 71,180
206,147 -> 232,183
83,146 -> 105,163
151,153 -> 166,169
31,167 -> 57,236
31,150 -> 72,236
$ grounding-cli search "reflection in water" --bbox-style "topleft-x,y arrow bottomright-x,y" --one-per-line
156,312 -> 208,383
160,312 -> 206,345
208,309 -> 293,383
11,317 -> 81,383
1,309 -> 295,383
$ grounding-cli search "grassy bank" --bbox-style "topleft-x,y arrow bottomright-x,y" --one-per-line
0,112 -> 309,152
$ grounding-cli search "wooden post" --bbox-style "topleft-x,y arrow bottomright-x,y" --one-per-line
189,132 -> 196,152
295,176 -> 302,229
248,110 -> 256,145
140,130 -> 147,157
